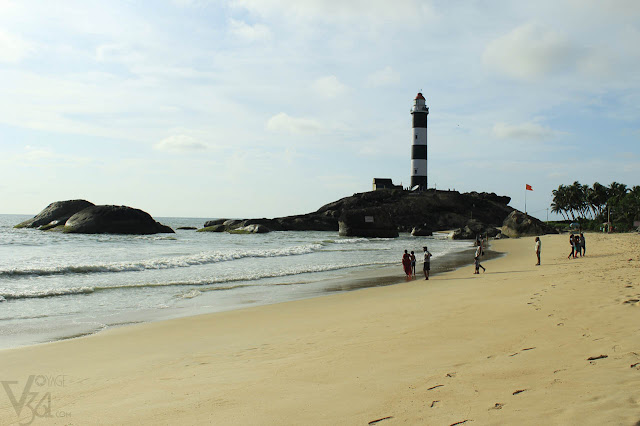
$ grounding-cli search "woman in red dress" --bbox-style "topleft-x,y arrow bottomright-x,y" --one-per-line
402,250 -> 412,279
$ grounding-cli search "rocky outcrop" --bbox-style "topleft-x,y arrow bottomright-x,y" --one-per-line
202,189 -> 518,238
449,219 -> 501,240
230,224 -> 271,234
64,205 -> 174,234
198,224 -> 227,232
15,201 -> 174,234
314,189 -> 513,235
411,225 -> 432,236
338,208 -> 398,238
501,211 -> 558,238
203,219 -> 227,227
15,200 -> 94,229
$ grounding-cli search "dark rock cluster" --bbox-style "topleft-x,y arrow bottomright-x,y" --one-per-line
201,189 -> 520,238
15,200 -> 174,234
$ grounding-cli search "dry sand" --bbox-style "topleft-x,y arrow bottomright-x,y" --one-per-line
1,233 -> 639,425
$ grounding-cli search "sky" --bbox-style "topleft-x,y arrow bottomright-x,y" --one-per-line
1,0 -> 639,220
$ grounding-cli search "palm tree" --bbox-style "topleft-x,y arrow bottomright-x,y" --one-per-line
551,185 -> 569,220
587,182 -> 608,219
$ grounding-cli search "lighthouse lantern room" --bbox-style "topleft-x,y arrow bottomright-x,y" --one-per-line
410,92 -> 429,190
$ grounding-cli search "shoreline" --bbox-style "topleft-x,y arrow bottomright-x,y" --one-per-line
1,236 -> 484,350
1,233 -> 637,424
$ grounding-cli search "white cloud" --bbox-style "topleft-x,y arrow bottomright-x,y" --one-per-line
492,122 -> 558,141
0,29 -> 33,63
311,75 -> 348,98
366,66 -> 398,87
229,19 -> 272,42
7,146 -> 93,166
95,43 -> 143,64
154,135 -> 209,152
231,0 -> 435,26
483,23 -> 579,80
266,112 -> 322,134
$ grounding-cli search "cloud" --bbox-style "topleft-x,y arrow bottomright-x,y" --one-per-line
231,0 -> 435,26
0,29 -> 33,63
311,75 -> 348,98
492,122 -> 559,140
266,112 -> 322,134
95,43 -> 144,64
366,66 -> 398,87
154,135 -> 209,152
228,19 -> 272,42
6,146 -> 93,167
483,23 -> 579,80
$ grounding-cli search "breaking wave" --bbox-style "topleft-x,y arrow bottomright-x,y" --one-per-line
0,260 -> 393,301
0,243 -> 324,278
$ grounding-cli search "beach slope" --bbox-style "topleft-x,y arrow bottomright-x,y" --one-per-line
1,234 -> 639,425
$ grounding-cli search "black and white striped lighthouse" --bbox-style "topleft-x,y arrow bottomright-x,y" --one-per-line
410,92 -> 429,190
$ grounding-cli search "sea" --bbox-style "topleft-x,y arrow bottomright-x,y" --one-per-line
0,214 -> 475,349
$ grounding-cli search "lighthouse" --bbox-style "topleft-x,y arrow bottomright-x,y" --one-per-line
410,92 -> 429,190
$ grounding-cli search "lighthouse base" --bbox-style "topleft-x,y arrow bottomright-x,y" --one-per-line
410,176 -> 427,191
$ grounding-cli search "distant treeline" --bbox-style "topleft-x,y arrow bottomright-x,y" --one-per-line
551,181 -> 639,230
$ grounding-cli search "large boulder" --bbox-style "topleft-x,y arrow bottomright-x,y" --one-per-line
15,200 -> 95,229
338,208 -> 398,238
450,219 -> 489,240
203,219 -> 227,227
229,224 -> 271,234
197,224 -> 226,232
64,205 -> 174,234
501,211 -> 558,238
411,225 -> 433,236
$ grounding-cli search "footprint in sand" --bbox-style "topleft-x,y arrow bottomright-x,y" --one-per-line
623,299 -> 640,306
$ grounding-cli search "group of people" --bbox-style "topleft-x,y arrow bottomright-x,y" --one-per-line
401,232 -> 588,280
568,233 -> 586,258
402,247 -> 432,280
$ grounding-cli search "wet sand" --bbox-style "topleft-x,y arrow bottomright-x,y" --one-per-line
0,233 -> 638,425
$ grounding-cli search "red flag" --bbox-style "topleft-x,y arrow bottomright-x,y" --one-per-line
526,184 -> 533,191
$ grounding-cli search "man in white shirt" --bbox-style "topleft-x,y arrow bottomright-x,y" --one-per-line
423,246 -> 432,280
535,237 -> 541,265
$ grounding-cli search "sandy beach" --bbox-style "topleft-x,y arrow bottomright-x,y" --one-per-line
1,233 -> 639,425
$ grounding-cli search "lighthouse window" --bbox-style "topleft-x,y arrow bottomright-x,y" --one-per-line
415,135 -> 418,139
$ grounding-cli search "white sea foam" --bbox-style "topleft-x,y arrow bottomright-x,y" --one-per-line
0,260 -> 394,301
0,286 -> 95,300
0,243 -> 324,277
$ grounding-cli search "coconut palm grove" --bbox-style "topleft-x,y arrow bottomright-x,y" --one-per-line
551,182 -> 640,231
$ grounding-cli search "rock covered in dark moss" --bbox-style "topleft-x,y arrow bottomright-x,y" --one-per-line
197,224 -> 226,232
15,200 -> 95,229
203,219 -> 227,227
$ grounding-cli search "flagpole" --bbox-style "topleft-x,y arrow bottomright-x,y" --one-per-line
525,187 -> 527,216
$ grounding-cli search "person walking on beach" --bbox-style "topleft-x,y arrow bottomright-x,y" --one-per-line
535,236 -> 541,266
410,251 -> 417,278
580,233 -> 586,256
568,234 -> 575,259
402,250 -> 412,279
474,244 -> 485,274
574,234 -> 581,258
423,246 -> 432,280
